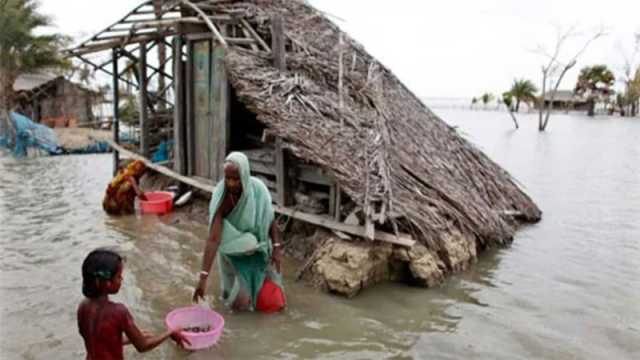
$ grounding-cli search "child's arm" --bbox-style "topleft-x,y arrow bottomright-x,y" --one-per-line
123,331 -> 152,346
124,326 -> 187,353
120,307 -> 190,352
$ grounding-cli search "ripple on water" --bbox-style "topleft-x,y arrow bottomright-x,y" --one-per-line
2,113 -> 640,359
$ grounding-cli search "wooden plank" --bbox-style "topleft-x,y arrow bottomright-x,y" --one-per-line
112,48 -> 120,176
99,138 -> 417,248
180,0 -> 228,47
273,205 -> 416,248
211,44 -> 229,181
68,32 -> 177,57
335,184 -> 342,221
139,41 -> 150,158
271,15 -> 286,71
250,160 -> 276,176
244,148 -> 274,163
296,163 -> 333,186
192,39 -> 210,177
173,36 -> 187,175
103,138 -> 215,192
240,19 -> 271,53
185,32 -> 256,44
338,33 -> 344,126
329,185 -> 336,217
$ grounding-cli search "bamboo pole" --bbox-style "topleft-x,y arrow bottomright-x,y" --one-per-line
99,137 -> 415,247
180,0 -> 228,48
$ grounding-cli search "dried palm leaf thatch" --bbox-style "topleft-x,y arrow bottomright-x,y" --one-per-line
215,0 -> 541,251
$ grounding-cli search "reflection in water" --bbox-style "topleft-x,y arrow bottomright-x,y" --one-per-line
2,110 -> 640,359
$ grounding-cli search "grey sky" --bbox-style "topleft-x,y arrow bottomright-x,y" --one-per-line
42,0 -> 640,98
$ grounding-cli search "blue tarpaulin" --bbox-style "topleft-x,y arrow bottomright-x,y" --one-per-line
0,112 -> 62,157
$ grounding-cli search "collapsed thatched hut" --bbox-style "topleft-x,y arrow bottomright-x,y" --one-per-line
66,0 -> 541,296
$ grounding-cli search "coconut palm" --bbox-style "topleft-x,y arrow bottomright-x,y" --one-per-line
0,0 -> 69,110
480,93 -> 494,109
575,65 -> 616,116
502,91 -> 514,111
509,79 -> 538,112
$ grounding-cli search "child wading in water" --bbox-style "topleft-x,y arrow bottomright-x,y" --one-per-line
77,249 -> 189,359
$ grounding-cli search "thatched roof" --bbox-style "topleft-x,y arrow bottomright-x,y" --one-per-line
543,90 -> 586,103
68,0 -> 541,251
221,0 -> 541,249
13,73 -> 58,92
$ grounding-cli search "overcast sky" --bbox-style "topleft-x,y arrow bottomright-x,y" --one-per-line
41,0 -> 640,99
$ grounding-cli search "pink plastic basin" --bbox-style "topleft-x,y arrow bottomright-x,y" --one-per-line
139,191 -> 173,214
165,306 -> 224,351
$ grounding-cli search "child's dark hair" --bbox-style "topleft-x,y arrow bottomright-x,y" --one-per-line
81,248 -> 123,298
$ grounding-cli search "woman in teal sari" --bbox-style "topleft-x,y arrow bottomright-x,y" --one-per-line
193,152 -> 285,311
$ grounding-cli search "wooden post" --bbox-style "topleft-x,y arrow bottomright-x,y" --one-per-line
33,99 -> 40,123
338,33 -> 344,127
329,184 -> 336,217
335,184 -> 342,221
112,47 -> 120,176
211,35 -> 230,181
272,15 -> 289,205
186,40 -> 195,176
173,36 -> 187,175
139,41 -> 150,158
275,138 -> 289,206
271,15 -> 286,71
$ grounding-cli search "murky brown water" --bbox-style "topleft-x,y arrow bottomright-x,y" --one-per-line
1,110 -> 639,359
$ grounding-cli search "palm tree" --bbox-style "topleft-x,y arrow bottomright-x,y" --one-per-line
575,65 -> 615,116
502,91 -> 514,111
481,93 -> 494,109
502,91 -> 519,128
510,79 -> 538,112
0,0 -> 69,110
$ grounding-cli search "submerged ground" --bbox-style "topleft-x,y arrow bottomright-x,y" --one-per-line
1,110 -> 638,359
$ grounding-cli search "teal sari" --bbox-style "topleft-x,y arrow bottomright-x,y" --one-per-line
209,152 -> 284,309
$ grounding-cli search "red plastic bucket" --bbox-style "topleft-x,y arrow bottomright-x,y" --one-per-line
139,191 -> 174,214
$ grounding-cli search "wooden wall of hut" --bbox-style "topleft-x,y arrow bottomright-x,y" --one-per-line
16,78 -> 95,127
172,33 -> 345,220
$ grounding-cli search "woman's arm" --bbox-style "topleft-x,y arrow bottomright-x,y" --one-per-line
124,175 -> 147,200
270,221 -> 283,273
193,209 -> 223,302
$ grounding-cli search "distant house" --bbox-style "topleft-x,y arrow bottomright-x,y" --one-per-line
14,74 -> 98,127
542,90 -> 588,111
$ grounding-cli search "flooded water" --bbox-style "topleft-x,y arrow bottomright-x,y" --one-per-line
1,110 -> 639,359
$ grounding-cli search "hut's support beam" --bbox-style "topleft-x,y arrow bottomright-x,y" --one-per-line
32,99 -> 40,123
173,36 -> 187,175
240,19 -> 271,53
139,41 -> 150,158
112,48 -> 120,176
271,15 -> 290,206
275,138 -> 289,205
271,15 -> 286,71
186,40 -> 195,176
100,137 -> 415,248
211,44 -> 229,181
335,185 -> 342,221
